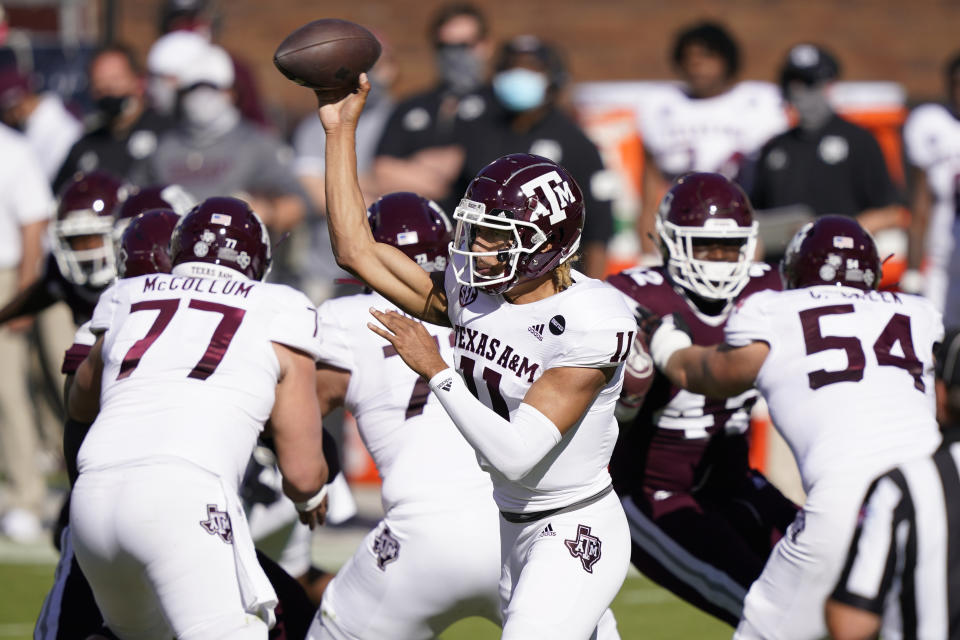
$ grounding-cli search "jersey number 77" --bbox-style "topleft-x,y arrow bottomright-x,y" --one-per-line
117,298 -> 245,381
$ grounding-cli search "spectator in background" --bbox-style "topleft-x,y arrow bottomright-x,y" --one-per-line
751,44 -> 903,259
145,29 -> 210,118
0,122 -> 54,542
0,66 -> 81,181
292,42 -> 398,302
157,0 -> 270,129
373,2 -> 494,205
133,43 -> 305,240
53,45 -> 173,193
637,21 -> 786,255
902,52 -> 960,327
452,35 -> 615,278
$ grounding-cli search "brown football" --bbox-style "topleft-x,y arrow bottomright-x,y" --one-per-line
273,19 -> 381,103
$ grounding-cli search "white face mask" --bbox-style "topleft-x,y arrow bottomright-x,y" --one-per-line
179,86 -> 232,129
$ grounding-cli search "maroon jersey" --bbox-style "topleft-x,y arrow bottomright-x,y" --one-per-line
606,263 -> 782,497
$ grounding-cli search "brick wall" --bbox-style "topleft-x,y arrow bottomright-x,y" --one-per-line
114,0 -> 960,125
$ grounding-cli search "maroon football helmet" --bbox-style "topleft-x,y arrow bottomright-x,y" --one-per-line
170,197 -> 271,280
781,215 -> 880,291
117,209 -> 181,278
51,171 -> 129,286
367,192 -> 451,272
450,153 -> 583,293
656,172 -> 758,300
113,184 -> 195,237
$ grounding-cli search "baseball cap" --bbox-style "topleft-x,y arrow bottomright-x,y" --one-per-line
779,43 -> 840,89
147,30 -> 210,78
495,35 -> 567,87
174,43 -> 234,90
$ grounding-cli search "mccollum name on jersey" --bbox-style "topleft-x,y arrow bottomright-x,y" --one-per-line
141,275 -> 256,297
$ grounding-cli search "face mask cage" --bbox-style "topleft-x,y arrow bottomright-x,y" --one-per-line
50,212 -> 117,287
449,198 -> 548,291
657,217 -> 758,300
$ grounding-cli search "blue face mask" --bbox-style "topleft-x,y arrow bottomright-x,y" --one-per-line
493,68 -> 549,112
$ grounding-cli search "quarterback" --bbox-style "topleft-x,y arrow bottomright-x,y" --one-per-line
317,74 -> 632,639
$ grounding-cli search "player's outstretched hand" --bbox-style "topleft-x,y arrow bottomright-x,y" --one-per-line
368,308 -> 449,380
317,73 -> 370,132
298,493 -> 328,530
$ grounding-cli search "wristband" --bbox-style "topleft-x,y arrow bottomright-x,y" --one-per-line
649,320 -> 693,371
294,484 -> 328,513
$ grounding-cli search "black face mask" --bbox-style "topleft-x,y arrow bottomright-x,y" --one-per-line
95,95 -> 132,122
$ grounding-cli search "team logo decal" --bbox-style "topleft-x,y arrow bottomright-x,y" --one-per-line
549,315 -> 566,336
564,524 -> 602,573
520,170 -> 576,224
819,253 -> 842,282
459,285 -> 478,307
199,504 -> 233,544
372,525 -> 400,570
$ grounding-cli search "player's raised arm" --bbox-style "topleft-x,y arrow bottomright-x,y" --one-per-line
317,76 -> 448,325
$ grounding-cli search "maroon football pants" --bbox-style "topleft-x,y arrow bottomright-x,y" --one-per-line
620,468 -> 797,627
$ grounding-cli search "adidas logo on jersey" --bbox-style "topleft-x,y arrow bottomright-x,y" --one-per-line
437,377 -> 453,392
538,523 -> 556,538
528,323 -> 545,341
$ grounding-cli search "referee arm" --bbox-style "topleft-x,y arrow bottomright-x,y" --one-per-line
824,601 -> 880,640
826,471 -> 912,640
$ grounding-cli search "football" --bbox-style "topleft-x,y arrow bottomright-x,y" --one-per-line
273,19 -> 381,103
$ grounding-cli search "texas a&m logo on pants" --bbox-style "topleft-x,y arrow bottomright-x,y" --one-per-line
199,504 -> 233,544
373,525 -> 400,570
565,524 -> 602,573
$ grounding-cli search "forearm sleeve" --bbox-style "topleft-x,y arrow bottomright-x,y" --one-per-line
428,368 -> 562,482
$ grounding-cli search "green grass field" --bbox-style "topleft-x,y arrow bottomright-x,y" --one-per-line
0,562 -> 731,639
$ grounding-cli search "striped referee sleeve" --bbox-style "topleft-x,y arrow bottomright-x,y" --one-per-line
830,468 -> 916,616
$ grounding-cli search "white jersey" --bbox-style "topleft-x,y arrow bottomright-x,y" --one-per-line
725,286 -> 943,491
903,103 -> 960,273
638,81 -> 787,180
77,272 -> 322,491
445,268 -> 636,512
316,291 -> 492,512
